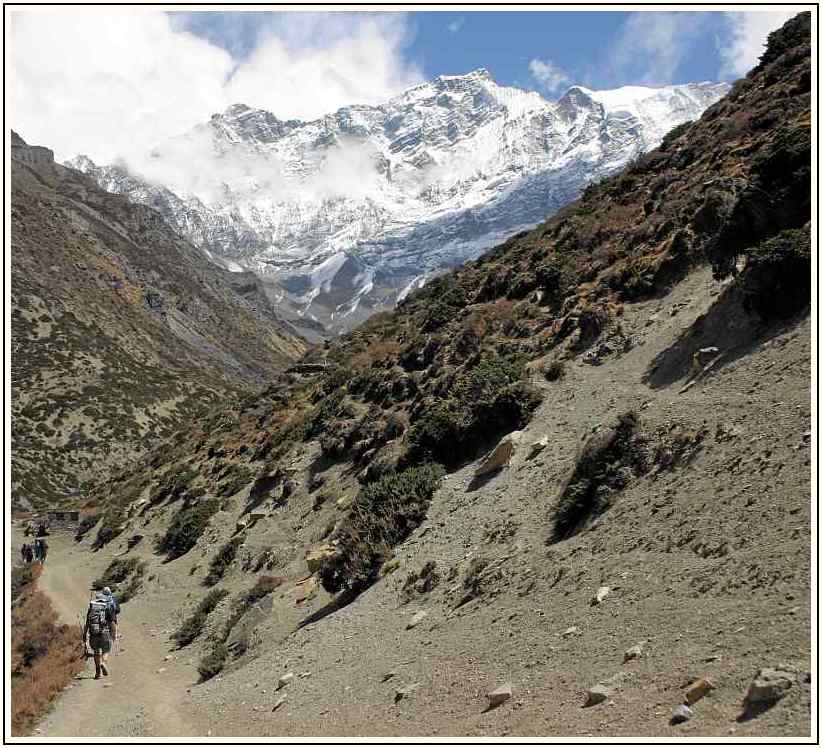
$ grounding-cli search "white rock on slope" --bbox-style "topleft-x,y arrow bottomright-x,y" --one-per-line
68,72 -> 728,332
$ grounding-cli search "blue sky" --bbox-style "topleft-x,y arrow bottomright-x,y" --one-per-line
170,9 -> 793,95
11,8 -> 798,163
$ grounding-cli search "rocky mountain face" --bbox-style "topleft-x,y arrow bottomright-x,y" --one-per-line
68,14 -> 811,737
11,135 -> 307,510
70,74 -> 728,332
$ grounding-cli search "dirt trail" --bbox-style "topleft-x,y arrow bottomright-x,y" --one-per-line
33,532 -> 201,738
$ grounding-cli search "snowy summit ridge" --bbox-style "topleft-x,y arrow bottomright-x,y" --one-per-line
69,70 -> 729,331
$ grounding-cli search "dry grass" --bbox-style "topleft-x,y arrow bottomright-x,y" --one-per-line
10,564 -> 83,735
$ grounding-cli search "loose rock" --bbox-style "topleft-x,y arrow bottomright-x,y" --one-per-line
745,668 -> 796,706
277,672 -> 294,690
562,626 -> 580,638
591,586 -> 610,606
407,611 -> 428,630
271,695 -> 286,712
584,684 -> 612,707
670,704 -> 693,725
685,677 -> 714,705
623,642 -> 645,662
487,683 -> 513,707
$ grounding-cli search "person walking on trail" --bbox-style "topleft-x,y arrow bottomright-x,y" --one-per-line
39,539 -> 49,564
20,544 -> 27,563
32,539 -> 40,563
83,593 -> 114,679
100,586 -> 120,649
24,544 -> 33,564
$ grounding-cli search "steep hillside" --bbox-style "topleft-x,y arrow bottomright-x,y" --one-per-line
11,136 -> 307,510
71,76 -> 727,331
60,13 -> 810,738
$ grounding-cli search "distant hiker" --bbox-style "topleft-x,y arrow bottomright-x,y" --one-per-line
84,593 -> 114,679
32,539 -> 41,562
39,539 -> 49,564
20,544 -> 27,563
24,544 -> 33,564
100,586 -> 120,645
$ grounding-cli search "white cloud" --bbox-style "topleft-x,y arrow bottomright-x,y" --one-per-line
606,12 -> 706,86
528,58 -> 570,94
447,17 -> 465,34
8,10 -> 422,168
718,11 -> 797,79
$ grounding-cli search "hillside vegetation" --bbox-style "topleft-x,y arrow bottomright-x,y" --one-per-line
82,14 -> 810,585
11,139 -> 307,509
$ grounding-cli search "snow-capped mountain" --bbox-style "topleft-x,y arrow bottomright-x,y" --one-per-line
69,70 -> 729,332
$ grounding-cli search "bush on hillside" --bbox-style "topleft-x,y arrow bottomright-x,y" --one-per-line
407,356 -> 541,467
157,497 -> 220,560
74,513 -> 100,541
740,227 -> 810,319
173,588 -> 229,647
197,642 -> 228,681
225,575 -> 284,634
204,537 -> 243,586
319,464 -> 444,594
552,412 -> 649,542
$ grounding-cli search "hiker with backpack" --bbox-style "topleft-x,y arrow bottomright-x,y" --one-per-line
32,539 -> 40,562
100,586 -> 120,649
39,539 -> 48,564
83,592 -> 114,679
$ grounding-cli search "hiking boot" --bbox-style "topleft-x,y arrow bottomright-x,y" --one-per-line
100,662 -> 109,676
94,669 -> 102,680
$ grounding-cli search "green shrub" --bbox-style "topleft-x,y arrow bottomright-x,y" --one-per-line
420,277 -> 467,332
198,642 -> 228,681
407,356 -> 541,467
92,504 -> 127,550
157,497 -> 220,560
11,565 -> 37,604
204,537 -> 243,586
225,575 -> 284,634
74,513 -> 100,541
92,557 -> 140,589
552,412 -> 648,542
92,557 -> 146,604
319,464 -> 444,594
660,120 -> 693,150
740,227 -> 810,319
544,360 -> 565,382
173,588 -> 228,647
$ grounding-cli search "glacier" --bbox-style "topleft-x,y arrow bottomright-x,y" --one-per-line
68,69 -> 729,333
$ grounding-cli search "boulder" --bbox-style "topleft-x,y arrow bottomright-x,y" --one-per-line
685,677 -> 714,705
623,642 -> 645,662
744,668 -> 796,706
527,436 -> 550,459
305,543 -> 337,573
670,704 -> 693,725
487,683 -> 513,707
584,684 -> 612,707
406,611 -> 428,630
475,431 -> 522,477
271,695 -> 286,712
591,586 -> 610,605
294,575 -> 319,604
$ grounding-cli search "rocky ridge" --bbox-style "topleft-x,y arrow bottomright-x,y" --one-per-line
11,135 -> 306,509
70,74 -> 728,331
